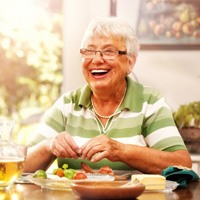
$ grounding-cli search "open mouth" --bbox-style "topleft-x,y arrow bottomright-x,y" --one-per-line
91,69 -> 109,76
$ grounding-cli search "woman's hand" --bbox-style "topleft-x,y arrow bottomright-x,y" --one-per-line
79,134 -> 123,162
50,132 -> 80,159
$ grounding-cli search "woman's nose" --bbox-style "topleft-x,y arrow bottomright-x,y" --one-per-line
92,52 -> 104,64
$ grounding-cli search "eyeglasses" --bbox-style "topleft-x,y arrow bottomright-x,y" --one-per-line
80,48 -> 127,60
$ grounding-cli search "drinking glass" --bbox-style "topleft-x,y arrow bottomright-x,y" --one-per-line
0,119 -> 27,190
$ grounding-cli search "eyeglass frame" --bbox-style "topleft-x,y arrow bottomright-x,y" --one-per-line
80,48 -> 127,60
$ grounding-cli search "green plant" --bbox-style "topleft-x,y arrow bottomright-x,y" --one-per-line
173,101 -> 200,129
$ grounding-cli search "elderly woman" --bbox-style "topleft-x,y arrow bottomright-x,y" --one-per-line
24,17 -> 192,174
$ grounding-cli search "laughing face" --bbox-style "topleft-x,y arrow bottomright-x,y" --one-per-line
81,35 -> 135,93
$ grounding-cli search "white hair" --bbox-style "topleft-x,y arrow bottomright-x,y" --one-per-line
80,17 -> 140,56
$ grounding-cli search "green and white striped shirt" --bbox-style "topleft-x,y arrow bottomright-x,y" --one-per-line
28,76 -> 186,170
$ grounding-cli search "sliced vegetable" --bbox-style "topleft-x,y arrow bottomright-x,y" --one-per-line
53,168 -> 65,177
98,166 -> 113,175
64,168 -> 77,180
80,162 -> 94,173
73,171 -> 87,180
62,163 -> 69,170
51,163 -> 114,180
33,169 -> 47,179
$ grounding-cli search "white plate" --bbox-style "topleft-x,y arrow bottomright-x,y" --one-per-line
144,180 -> 179,192
86,173 -> 115,181
26,173 -> 114,190
26,174 -> 72,190
26,174 -> 178,192
165,180 -> 179,191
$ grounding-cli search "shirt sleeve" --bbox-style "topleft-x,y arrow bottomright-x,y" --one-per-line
142,93 -> 186,151
27,94 -> 66,146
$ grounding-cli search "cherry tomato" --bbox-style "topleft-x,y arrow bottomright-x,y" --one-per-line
98,166 -> 113,175
53,168 -> 65,177
73,171 -> 87,180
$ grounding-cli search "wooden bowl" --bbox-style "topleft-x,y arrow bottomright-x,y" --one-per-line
71,180 -> 145,199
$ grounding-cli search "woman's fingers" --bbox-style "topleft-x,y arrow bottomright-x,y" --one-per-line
50,132 -> 80,159
80,135 -> 113,161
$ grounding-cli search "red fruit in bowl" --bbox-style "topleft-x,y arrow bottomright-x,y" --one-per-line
98,166 -> 113,175
73,171 -> 87,180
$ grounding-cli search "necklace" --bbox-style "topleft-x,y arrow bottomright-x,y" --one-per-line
91,87 -> 126,119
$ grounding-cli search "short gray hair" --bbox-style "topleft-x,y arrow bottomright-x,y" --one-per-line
80,17 -> 140,56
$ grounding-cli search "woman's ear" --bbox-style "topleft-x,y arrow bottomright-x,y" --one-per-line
127,54 -> 136,75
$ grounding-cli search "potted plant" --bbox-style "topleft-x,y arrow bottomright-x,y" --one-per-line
173,101 -> 200,154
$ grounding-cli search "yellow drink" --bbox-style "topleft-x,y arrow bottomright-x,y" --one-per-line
0,158 -> 25,188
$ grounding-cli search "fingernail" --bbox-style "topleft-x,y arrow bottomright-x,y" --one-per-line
77,148 -> 81,154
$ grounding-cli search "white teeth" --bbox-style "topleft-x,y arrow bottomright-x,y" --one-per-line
91,69 -> 108,73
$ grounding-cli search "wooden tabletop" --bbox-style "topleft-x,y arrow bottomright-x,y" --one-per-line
1,180 -> 199,200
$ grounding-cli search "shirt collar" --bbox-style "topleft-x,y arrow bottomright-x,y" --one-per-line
122,76 -> 144,112
78,84 -> 92,108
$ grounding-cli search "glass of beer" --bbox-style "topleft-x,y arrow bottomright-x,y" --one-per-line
0,119 -> 27,190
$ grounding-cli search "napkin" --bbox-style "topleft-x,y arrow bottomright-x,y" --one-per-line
162,166 -> 199,188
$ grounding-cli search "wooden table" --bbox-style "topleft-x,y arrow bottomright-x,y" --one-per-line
1,181 -> 199,200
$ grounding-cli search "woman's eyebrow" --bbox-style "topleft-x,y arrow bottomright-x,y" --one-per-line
87,44 -> 117,49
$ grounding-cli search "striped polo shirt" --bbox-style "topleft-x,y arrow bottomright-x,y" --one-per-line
28,76 -> 186,170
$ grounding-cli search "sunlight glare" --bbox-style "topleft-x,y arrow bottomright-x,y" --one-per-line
0,0 -> 48,30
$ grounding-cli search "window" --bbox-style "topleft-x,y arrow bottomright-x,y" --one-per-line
0,0 -> 63,143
